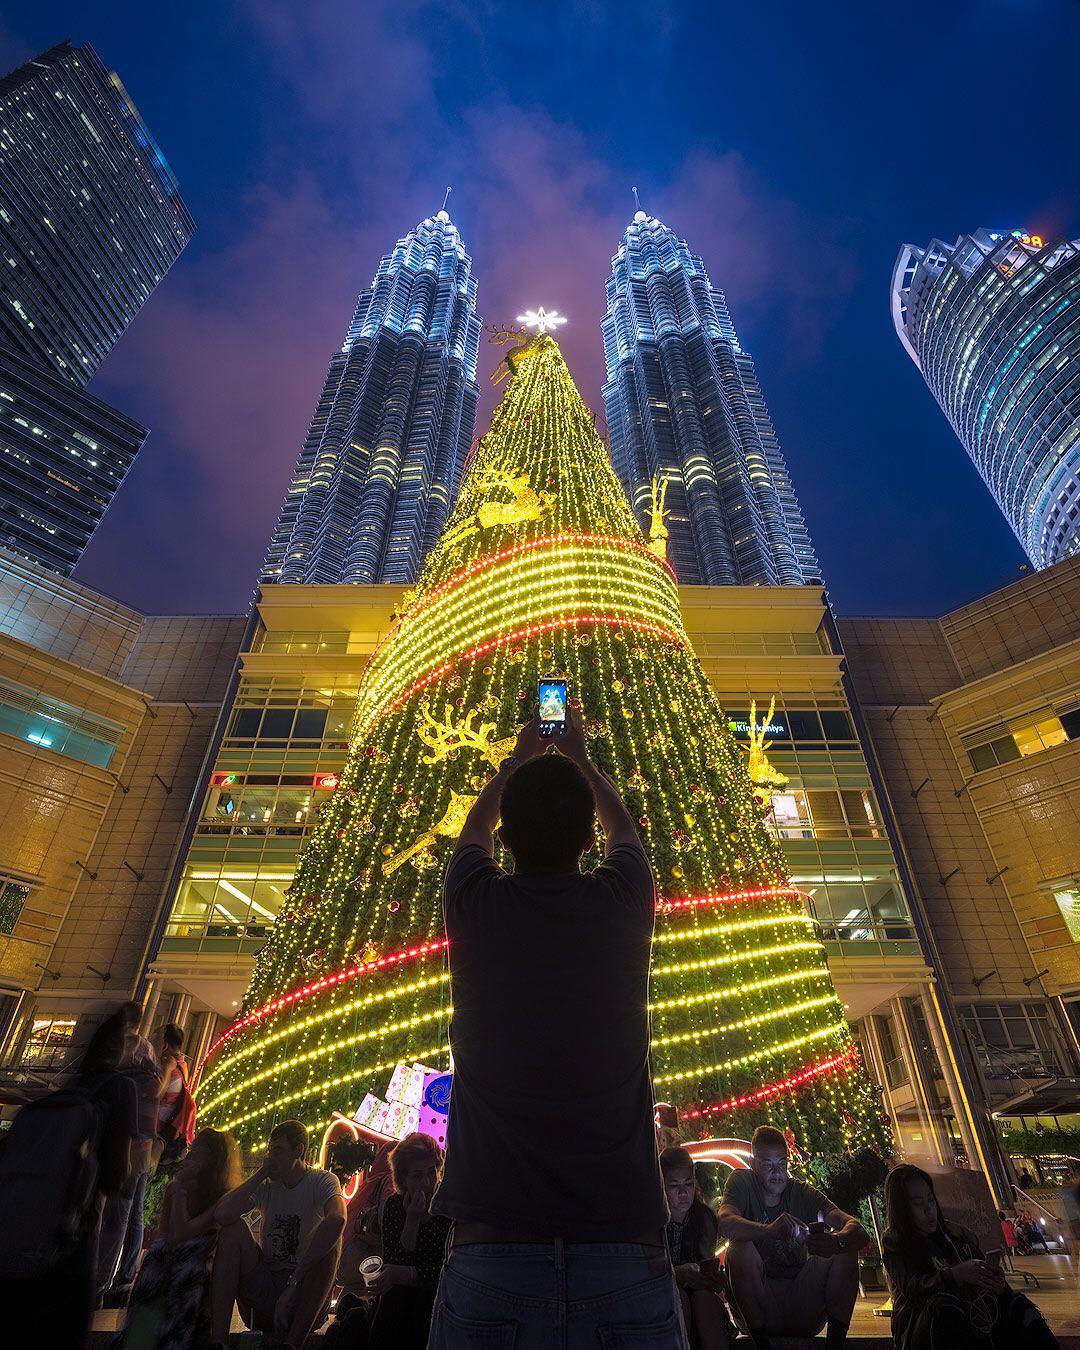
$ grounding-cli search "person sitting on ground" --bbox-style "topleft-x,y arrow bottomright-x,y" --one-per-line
718,1124 -> 867,1350
362,1132 -> 452,1348
0,1010 -> 137,1348
883,1163 -> 1060,1350
427,710 -> 678,1345
660,1146 -> 734,1348
118,1127 -> 243,1350
210,1119 -> 346,1350
98,999 -> 162,1306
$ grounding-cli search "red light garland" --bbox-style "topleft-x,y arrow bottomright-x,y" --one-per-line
392,531 -> 677,636
375,613 -> 685,726
681,1047 -> 859,1121
197,884 -> 811,1080
196,938 -> 449,1082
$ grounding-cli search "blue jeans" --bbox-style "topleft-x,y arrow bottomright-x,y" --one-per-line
97,1165 -> 149,1291
427,1241 -> 686,1349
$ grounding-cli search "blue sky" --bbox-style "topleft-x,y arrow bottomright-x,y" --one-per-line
2,1 -> 1077,616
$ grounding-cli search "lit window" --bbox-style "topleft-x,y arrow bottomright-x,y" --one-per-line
1049,883 -> 1080,943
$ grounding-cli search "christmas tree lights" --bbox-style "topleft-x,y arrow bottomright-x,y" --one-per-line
198,333 -> 887,1162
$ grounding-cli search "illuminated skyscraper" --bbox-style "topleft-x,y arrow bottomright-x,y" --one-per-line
601,210 -> 819,585
264,208 -> 482,585
892,228 -> 1080,568
0,41 -> 194,385
0,40 -> 193,573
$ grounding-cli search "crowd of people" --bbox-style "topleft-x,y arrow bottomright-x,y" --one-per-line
0,710 -> 1067,1348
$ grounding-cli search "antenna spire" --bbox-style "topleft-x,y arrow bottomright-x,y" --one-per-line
441,185 -> 452,213
632,186 -> 641,211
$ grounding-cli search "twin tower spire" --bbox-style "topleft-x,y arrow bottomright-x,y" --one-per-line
262,200 -> 820,589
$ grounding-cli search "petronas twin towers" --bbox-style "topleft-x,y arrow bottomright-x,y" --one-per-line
263,203 -> 820,588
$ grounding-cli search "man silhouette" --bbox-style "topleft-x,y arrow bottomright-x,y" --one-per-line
428,709 -> 682,1347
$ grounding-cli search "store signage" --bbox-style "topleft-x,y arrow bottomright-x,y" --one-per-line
990,230 -> 1044,248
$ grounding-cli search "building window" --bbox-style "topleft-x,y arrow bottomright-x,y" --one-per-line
959,1000 -> 1070,1083
0,875 -> 32,935
875,1014 -> 908,1089
167,872 -> 291,943
20,1016 -> 76,1069
766,788 -> 881,840
0,678 -> 122,769
1048,881 -> 1080,943
965,712 -> 1069,772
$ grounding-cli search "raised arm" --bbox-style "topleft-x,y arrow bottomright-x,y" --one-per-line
214,1161 -> 270,1227
558,706 -> 639,852
455,717 -> 544,856
162,1179 -> 222,1242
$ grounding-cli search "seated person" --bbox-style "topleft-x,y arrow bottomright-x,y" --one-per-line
883,1163 -> 1060,1350
660,1146 -> 734,1348
365,1132 -> 452,1349
718,1124 -> 867,1350
336,1140 -> 395,1304
119,1127 -> 243,1349
210,1119 -> 345,1350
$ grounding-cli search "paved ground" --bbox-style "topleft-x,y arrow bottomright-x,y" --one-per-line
91,1251 -> 1080,1346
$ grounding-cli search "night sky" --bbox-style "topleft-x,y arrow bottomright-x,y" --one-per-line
2,3 -> 1077,619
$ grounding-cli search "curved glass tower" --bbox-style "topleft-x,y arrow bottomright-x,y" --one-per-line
891,229 -> 1080,568
601,211 -> 820,586
264,209 -> 481,585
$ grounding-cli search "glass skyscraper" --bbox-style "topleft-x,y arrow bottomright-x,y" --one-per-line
264,209 -> 481,585
892,228 -> 1080,568
601,210 -> 820,586
0,41 -> 193,573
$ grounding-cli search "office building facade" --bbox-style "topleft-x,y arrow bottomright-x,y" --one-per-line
891,229 -> 1080,569
0,40 -> 193,574
0,548 -> 244,1074
841,557 -> 1080,1135
263,209 -> 482,585
0,41 -> 194,385
601,211 -> 820,586
0,345 -> 147,573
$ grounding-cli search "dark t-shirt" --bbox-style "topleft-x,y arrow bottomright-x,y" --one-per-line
431,841 -> 666,1240
721,1169 -> 831,1279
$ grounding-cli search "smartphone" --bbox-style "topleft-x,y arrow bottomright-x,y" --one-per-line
538,678 -> 568,737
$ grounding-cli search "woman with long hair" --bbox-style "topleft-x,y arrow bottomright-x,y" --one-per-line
660,1147 -> 734,1348
118,1128 -> 243,1350
882,1164 -> 1059,1350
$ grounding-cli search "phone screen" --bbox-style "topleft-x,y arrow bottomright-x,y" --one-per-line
538,679 -> 568,737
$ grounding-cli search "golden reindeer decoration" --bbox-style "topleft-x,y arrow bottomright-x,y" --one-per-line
416,703 -> 518,770
646,472 -> 670,561
383,792 -> 478,876
441,465 -> 554,552
743,697 -> 790,803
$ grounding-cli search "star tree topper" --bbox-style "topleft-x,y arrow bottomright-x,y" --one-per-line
517,306 -> 567,334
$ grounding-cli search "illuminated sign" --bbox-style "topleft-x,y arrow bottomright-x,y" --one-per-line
728,718 -> 786,737
313,773 -> 340,791
210,772 -> 238,787
989,230 -> 1044,248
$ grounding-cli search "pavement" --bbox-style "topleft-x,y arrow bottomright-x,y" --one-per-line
90,1251 -> 1080,1347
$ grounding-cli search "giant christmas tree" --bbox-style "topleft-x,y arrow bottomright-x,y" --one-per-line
198,330 -> 886,1160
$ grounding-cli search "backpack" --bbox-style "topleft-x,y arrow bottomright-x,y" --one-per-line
0,1085 -> 104,1278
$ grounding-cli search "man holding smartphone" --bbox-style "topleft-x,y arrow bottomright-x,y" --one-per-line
428,703 -> 682,1347
718,1125 -> 867,1350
